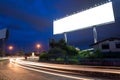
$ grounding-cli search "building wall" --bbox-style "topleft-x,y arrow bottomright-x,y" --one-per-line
110,40 -> 120,52
93,40 -> 120,52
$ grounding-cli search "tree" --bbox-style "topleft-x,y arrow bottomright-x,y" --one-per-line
93,49 -> 103,58
0,49 -> 2,57
49,39 -> 57,48
58,39 -> 67,49
18,49 -> 25,56
48,47 -> 64,60
48,38 -> 80,63
66,45 -> 78,56
39,51 -> 49,60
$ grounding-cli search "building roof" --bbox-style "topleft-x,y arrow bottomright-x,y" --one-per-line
91,37 -> 120,46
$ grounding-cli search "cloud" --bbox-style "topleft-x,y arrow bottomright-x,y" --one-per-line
0,6 -> 51,30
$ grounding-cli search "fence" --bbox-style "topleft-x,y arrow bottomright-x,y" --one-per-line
79,59 -> 120,66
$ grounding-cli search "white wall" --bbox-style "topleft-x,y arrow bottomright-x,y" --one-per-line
93,40 -> 120,52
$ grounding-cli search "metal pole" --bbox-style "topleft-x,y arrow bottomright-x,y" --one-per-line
64,32 -> 67,43
2,39 -> 6,56
93,26 -> 97,43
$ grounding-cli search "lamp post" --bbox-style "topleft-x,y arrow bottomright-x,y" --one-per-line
8,45 -> 13,56
36,44 -> 41,54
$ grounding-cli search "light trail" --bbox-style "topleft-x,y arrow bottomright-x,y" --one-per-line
16,62 -> 84,76
10,59 -> 94,80
15,59 -> 120,74
10,58 -> 120,80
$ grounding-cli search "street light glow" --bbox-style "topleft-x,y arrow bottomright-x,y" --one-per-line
36,44 -> 41,49
8,46 -> 13,50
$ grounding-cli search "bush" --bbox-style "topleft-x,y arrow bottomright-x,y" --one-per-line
48,47 -> 65,59
92,49 -> 103,58
66,45 -> 79,56
56,58 -> 64,62
68,58 -> 79,64
39,51 -> 49,60
78,50 -> 91,59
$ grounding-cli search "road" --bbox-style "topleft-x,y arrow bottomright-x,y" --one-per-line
0,59 -> 93,80
1,62 -> 77,80
0,58 -> 119,80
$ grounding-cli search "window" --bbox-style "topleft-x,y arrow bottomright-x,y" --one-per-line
102,44 -> 109,49
116,42 -> 120,48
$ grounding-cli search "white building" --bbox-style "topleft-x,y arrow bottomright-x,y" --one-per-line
92,38 -> 120,52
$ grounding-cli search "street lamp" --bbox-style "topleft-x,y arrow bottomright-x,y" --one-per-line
8,46 -> 13,51
36,44 -> 41,54
36,44 -> 41,49
8,45 -> 13,56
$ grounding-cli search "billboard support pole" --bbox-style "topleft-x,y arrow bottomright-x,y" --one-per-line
93,26 -> 97,43
64,32 -> 67,43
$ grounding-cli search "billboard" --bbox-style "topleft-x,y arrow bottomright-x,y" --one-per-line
0,28 -> 7,39
53,2 -> 115,34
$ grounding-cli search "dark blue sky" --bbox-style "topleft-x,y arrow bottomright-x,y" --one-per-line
0,0 -> 120,52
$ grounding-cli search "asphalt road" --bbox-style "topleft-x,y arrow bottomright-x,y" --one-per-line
0,59 -> 117,80
0,60 -> 95,80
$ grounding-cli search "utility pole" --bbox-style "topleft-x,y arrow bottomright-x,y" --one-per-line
2,38 -> 6,56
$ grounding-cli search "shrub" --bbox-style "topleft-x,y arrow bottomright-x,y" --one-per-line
78,50 -> 91,59
56,58 -> 64,62
39,51 -> 49,60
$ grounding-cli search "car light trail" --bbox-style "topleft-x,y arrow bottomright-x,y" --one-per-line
10,58 -> 120,80
11,59 -> 120,74
10,59 -> 93,80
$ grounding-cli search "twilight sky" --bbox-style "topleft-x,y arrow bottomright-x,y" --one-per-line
0,0 -> 120,52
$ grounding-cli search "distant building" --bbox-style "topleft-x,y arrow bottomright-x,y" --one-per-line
91,38 -> 120,52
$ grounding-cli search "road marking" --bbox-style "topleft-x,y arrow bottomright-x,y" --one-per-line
11,62 -> 94,80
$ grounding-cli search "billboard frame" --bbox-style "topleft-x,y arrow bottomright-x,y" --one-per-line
53,1 -> 115,44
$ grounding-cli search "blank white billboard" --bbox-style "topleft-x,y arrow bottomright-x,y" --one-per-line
53,2 -> 115,34
0,28 -> 7,39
